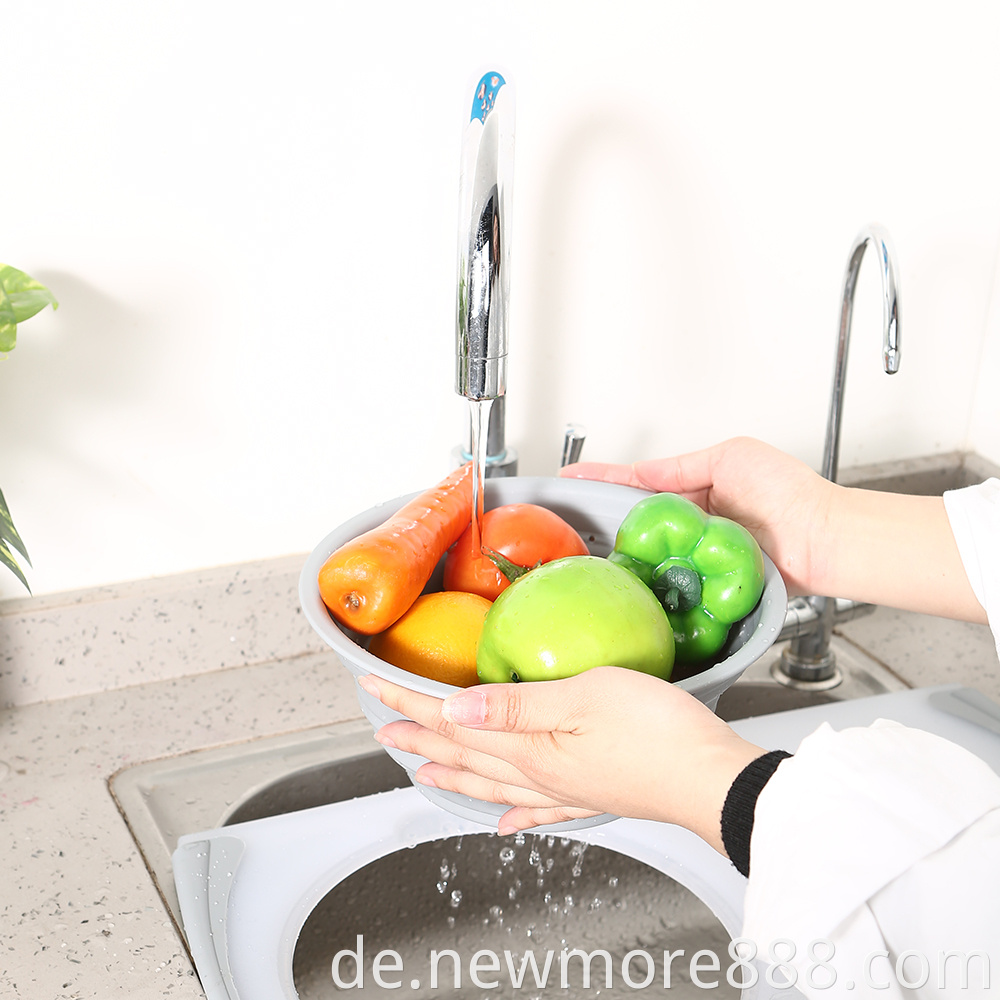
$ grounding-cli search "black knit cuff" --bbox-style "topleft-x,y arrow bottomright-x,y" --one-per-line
720,749 -> 792,877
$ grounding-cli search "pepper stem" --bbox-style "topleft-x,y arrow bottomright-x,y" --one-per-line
653,564 -> 702,613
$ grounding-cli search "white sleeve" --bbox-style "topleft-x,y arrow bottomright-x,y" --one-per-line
943,477 -> 1000,659
741,720 -> 1000,999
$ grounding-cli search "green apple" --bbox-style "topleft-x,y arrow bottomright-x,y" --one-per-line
476,555 -> 674,683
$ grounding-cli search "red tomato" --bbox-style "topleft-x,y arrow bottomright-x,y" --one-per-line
442,503 -> 591,600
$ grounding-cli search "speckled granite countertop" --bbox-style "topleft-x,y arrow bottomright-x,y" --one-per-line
1,574 -> 998,998
0,646 -> 360,999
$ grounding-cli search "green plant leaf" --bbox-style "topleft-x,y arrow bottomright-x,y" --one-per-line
0,488 -> 30,592
0,264 -> 59,353
9,287 -> 59,324
0,263 -> 52,589
0,285 -> 15,353
0,539 -> 30,592
0,487 -> 30,563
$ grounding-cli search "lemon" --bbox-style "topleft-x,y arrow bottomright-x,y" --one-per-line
367,591 -> 493,687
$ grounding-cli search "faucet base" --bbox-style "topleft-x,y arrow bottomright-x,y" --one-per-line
771,652 -> 844,691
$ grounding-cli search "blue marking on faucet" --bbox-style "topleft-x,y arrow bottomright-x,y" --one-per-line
471,72 -> 506,123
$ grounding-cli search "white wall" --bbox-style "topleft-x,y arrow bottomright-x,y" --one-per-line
2,0 -> 999,600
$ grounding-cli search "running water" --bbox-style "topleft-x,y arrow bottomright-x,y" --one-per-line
468,397 -> 494,553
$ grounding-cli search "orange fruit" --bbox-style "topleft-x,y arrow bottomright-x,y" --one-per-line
367,591 -> 493,687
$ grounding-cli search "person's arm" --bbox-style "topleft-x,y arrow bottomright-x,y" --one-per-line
562,436 -> 986,623
821,486 -> 984,622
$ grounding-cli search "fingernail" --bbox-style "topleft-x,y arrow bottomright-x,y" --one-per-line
414,770 -> 437,788
497,820 -> 519,837
442,690 -> 486,726
373,730 -> 396,749
357,674 -> 379,697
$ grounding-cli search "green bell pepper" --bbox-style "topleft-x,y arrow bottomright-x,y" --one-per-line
608,492 -> 765,664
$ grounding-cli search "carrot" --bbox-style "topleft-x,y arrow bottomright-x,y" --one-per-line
318,463 -> 474,635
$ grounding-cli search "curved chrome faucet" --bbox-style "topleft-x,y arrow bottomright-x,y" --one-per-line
454,71 -> 518,476
776,224 -> 901,687
821,225 -> 901,483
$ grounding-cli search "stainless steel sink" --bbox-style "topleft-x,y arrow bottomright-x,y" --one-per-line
110,644 -> 896,944
107,657 -> 924,998
837,449 -> 998,495
292,831 -> 737,998
113,717 -> 741,999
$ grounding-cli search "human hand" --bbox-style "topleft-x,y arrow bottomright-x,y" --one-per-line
562,435 -> 985,622
561,436 -> 830,596
358,666 -> 764,853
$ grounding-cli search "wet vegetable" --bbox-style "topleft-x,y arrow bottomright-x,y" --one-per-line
609,493 -> 764,663
318,464 -> 473,634
443,502 -> 590,600
476,555 -> 674,682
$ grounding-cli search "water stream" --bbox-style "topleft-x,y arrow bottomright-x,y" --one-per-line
468,398 -> 493,555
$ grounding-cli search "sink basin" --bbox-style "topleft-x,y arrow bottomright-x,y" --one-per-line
292,831 -> 737,998
158,655 -> 893,998
158,682 -> 1000,1000
838,449 -> 999,495
113,716 -> 744,998
110,626 -> 904,941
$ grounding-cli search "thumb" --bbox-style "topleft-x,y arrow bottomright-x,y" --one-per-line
442,674 -> 589,733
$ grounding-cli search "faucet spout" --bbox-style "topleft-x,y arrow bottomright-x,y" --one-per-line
821,224 -> 901,483
452,71 -> 518,478
775,224 -> 901,689
455,71 -> 513,403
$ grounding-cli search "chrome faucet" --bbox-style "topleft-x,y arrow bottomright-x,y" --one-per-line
775,224 -> 901,687
453,71 -> 518,477
820,225 -> 901,483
